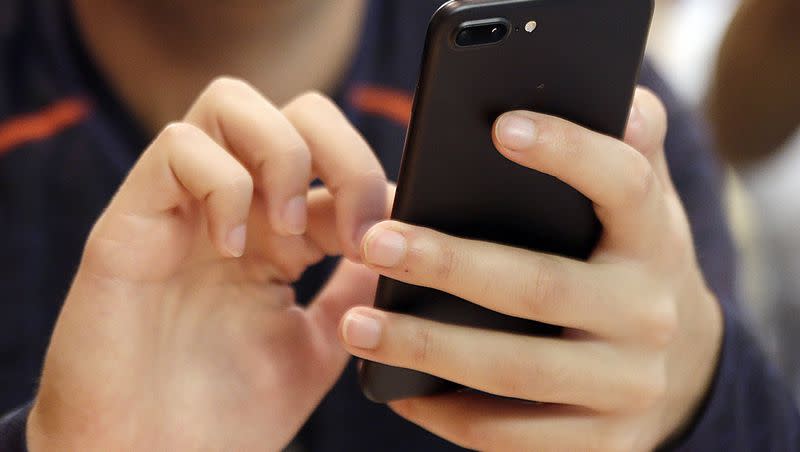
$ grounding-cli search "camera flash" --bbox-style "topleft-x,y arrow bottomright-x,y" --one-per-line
524,21 -> 537,33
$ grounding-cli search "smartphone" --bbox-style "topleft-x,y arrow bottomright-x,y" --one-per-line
359,0 -> 654,403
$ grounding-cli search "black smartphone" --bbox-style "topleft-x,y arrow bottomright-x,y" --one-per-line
359,0 -> 654,403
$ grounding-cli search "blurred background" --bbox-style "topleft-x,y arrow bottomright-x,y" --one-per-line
649,0 -> 800,404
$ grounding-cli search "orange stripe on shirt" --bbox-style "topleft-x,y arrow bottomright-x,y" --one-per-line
0,97 -> 91,156
348,85 -> 413,127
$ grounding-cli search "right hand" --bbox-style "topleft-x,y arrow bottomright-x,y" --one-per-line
26,78 -> 390,451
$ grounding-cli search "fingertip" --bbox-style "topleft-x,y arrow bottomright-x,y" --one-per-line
340,306 -> 384,350
282,195 -> 308,236
225,223 -> 247,258
625,88 -> 668,152
494,112 -> 539,153
361,223 -> 408,269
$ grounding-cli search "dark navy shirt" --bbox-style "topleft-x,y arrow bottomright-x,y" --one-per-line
1,1 -> 799,450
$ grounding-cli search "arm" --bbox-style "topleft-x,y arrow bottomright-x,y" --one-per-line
669,304 -> 800,451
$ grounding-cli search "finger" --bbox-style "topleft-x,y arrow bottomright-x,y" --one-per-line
356,221 -> 677,342
114,122 -> 254,258
624,87 -> 671,190
184,77 -> 312,236
340,307 -> 655,411
309,261 -> 379,354
391,393 -> 632,452
306,184 -> 397,256
283,92 -> 388,260
305,188 -> 338,254
492,107 -> 666,255
240,184 -> 395,282
242,196 -> 325,282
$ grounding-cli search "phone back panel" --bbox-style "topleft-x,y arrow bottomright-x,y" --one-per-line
360,0 -> 654,402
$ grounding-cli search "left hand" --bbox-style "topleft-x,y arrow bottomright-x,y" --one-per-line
339,88 -> 723,451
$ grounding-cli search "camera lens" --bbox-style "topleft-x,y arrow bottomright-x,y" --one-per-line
456,28 -> 474,46
455,22 -> 508,47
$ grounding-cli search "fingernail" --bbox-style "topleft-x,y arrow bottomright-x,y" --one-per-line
282,196 -> 307,235
496,113 -> 537,151
363,227 -> 407,268
227,224 -> 247,257
343,310 -> 383,350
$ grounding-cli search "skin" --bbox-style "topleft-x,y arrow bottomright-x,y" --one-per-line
71,0 -> 368,132
26,2 -> 723,451
708,0 -> 800,167
342,89 -> 722,451
28,81 -> 391,452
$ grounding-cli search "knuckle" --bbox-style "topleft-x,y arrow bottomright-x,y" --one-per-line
552,123 -> 584,160
204,76 -> 254,100
293,90 -> 337,111
410,323 -> 435,368
641,298 -> 679,347
279,141 -> 313,162
206,174 -> 254,212
490,350 -> 564,400
626,363 -> 667,411
158,122 -> 203,148
225,171 -> 255,197
265,141 -> 312,173
431,239 -> 458,283
523,259 -> 564,318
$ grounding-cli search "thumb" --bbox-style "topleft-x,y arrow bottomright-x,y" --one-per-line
624,87 -> 672,191
308,260 -> 378,358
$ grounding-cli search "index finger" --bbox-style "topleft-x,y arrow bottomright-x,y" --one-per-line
183,78 -> 313,237
283,92 -> 388,260
492,100 -> 667,256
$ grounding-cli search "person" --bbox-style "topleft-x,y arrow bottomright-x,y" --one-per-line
707,0 -> 800,404
708,0 -> 800,168
0,0 -> 797,450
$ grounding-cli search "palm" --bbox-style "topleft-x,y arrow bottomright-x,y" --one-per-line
39,190 -> 378,451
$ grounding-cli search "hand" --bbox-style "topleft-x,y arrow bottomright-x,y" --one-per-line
340,88 -> 723,451
27,78 -> 390,451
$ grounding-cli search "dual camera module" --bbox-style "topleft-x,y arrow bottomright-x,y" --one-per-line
455,19 -> 537,47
